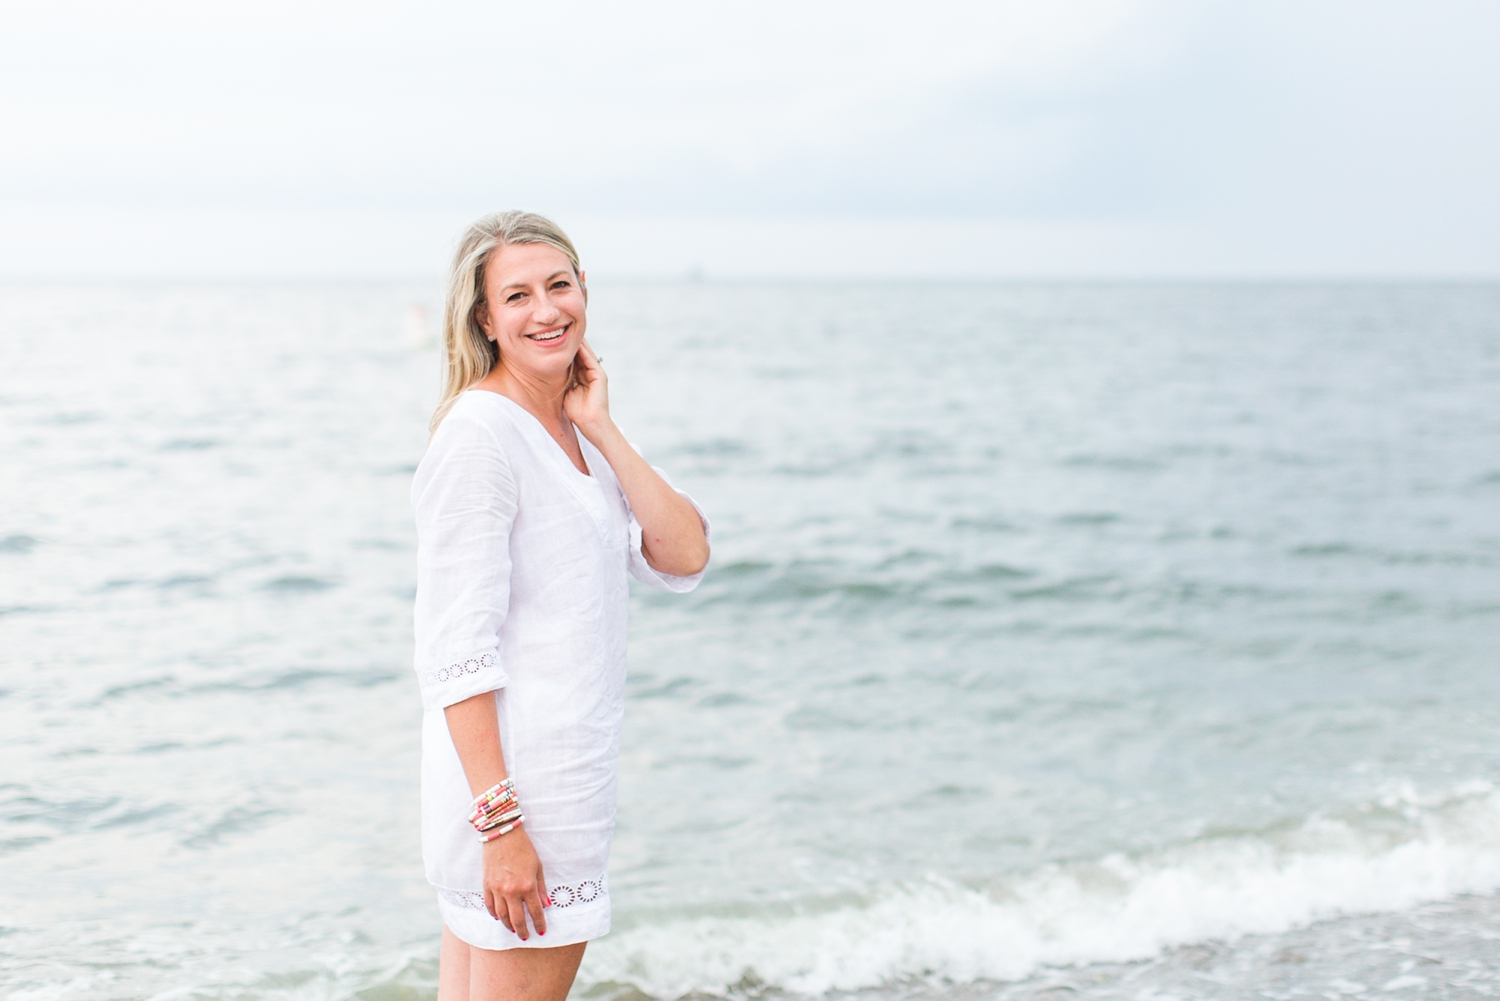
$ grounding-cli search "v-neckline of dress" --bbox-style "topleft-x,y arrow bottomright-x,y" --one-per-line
473,391 -> 622,546
476,391 -> 595,480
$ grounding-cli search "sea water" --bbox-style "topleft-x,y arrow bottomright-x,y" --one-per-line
2,281 -> 1499,1000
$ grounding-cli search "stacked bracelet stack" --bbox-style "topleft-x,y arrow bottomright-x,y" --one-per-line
469,779 -> 525,843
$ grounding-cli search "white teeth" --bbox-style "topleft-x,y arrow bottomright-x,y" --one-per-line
531,327 -> 565,341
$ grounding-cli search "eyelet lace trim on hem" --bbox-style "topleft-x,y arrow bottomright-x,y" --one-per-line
420,652 -> 495,688
438,876 -> 607,911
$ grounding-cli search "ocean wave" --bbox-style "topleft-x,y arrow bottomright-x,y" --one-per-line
0,534 -> 37,554
584,781 -> 1500,998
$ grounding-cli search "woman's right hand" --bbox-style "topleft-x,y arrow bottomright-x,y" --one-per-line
482,827 -> 550,939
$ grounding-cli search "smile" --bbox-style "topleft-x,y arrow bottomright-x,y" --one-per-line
526,325 -> 568,344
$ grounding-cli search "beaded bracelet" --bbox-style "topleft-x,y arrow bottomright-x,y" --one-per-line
468,779 -> 525,841
470,779 -> 516,811
468,782 -> 516,815
476,807 -> 524,832
471,803 -> 518,826
478,817 -> 524,842
468,797 -> 516,823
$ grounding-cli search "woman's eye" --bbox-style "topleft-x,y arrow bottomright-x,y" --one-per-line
507,292 -> 525,303
551,281 -> 571,291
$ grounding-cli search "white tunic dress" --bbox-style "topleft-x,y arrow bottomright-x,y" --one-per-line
411,390 -> 707,950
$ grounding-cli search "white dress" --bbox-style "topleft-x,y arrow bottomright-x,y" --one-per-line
411,390 -> 707,950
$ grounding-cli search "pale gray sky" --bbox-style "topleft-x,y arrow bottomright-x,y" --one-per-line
2,0 -> 1497,278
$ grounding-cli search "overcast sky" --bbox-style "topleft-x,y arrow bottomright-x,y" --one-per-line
2,0 -> 1497,278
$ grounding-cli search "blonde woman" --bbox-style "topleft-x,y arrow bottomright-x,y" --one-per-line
411,212 -> 710,1001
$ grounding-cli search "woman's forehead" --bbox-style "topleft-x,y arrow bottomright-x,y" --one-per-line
488,242 -> 574,284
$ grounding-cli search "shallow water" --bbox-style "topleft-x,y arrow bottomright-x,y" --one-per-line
2,281 -> 1499,1000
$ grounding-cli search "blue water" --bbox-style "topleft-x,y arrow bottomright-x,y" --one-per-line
2,281 -> 1499,1000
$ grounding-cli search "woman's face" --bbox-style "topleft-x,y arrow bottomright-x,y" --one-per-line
478,241 -> 587,381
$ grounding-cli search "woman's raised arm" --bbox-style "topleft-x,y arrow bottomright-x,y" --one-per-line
566,341 -> 710,578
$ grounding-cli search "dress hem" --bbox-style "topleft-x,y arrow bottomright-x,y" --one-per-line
438,890 -> 610,951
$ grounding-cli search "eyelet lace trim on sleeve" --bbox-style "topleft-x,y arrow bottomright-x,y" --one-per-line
419,652 -> 495,688
438,875 -> 607,911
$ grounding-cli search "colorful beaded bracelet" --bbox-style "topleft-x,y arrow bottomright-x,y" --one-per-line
468,779 -> 524,840
471,791 -> 519,819
468,797 -> 516,824
469,781 -> 516,816
476,806 -> 524,832
470,779 -> 515,809
478,817 -> 524,842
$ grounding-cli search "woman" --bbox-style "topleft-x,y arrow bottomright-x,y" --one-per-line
412,212 -> 710,1001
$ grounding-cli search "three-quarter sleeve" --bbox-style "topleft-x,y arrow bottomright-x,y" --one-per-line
411,413 -> 517,711
627,462 -> 711,593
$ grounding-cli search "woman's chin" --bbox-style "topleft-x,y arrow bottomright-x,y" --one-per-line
509,346 -> 580,380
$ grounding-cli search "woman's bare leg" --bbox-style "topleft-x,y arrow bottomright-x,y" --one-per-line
470,940 -> 587,1001
438,926 -> 473,1001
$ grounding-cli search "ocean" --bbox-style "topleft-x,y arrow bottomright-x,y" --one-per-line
2,280 -> 1499,1000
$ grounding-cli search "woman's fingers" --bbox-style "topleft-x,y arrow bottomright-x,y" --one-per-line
530,864 -> 550,935
491,887 -> 515,933
577,339 -> 605,382
505,895 -> 530,940
526,887 -> 548,937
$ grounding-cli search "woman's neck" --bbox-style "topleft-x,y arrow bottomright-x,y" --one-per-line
479,362 -> 571,431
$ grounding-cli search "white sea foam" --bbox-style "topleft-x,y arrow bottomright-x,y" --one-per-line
585,782 -> 1500,998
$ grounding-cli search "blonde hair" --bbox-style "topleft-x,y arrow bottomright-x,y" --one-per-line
431,210 -> 583,432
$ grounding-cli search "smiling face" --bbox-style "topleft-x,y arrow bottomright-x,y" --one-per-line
476,241 -> 587,383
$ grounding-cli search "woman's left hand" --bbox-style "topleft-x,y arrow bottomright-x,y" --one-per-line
564,335 -> 709,576
564,339 -> 611,435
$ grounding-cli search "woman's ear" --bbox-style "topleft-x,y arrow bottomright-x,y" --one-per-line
474,300 -> 492,340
